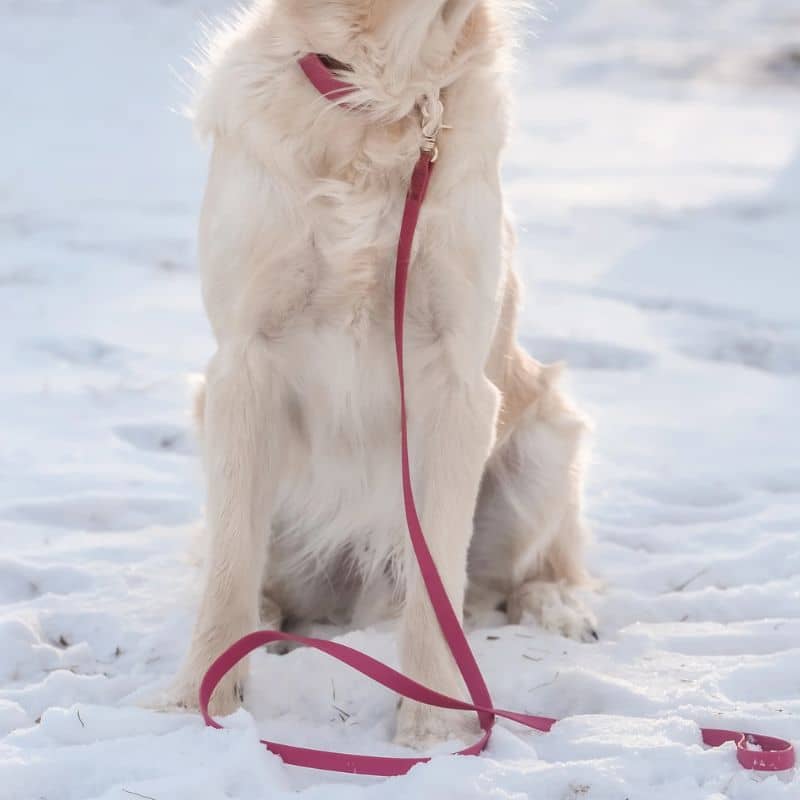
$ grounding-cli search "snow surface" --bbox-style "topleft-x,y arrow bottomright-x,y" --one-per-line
1,1 -> 798,798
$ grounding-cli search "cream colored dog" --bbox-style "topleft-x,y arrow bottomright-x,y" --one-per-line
174,0 -> 595,747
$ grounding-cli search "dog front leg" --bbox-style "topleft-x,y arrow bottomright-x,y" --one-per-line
395,376 -> 499,747
175,335 -> 279,715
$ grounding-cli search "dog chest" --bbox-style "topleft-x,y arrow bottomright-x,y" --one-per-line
270,322 -> 406,548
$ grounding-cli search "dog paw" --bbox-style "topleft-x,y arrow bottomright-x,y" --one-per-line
394,700 -> 479,750
169,617 -> 255,717
507,580 -> 598,642
170,659 -> 246,717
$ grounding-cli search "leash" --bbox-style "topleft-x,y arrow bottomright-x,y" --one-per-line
198,54 -> 795,777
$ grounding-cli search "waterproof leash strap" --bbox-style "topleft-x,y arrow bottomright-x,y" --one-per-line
198,55 -> 796,777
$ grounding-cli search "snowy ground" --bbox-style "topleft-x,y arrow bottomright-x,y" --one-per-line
1,1 -> 798,798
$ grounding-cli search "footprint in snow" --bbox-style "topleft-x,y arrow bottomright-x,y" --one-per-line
583,288 -> 800,375
0,268 -> 43,287
631,480 -> 743,509
1,495 -> 194,532
758,468 -> 800,495
524,336 -> 654,371
31,337 -> 132,370
680,330 -> 800,376
0,560 -> 89,604
586,287 -> 749,323
763,47 -> 800,83
114,423 -> 196,457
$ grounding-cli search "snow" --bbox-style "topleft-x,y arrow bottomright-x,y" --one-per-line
0,1 -> 798,798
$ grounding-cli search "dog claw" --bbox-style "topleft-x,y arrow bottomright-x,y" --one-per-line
579,626 -> 600,643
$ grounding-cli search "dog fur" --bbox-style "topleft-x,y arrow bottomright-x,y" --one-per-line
173,0 -> 594,747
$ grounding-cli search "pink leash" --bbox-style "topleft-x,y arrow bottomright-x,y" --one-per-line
198,54 -> 795,777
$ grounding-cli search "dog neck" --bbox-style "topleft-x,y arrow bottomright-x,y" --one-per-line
299,53 -> 445,162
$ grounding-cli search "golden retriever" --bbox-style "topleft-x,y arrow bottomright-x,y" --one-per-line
173,0 -> 594,748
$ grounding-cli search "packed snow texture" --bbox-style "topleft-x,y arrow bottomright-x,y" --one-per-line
1,1 -> 798,798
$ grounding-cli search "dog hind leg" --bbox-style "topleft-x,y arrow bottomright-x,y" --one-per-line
470,351 -> 597,641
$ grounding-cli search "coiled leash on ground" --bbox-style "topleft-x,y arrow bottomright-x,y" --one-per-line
198,54 -> 796,777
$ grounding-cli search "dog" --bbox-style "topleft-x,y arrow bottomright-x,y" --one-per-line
174,0 -> 595,748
